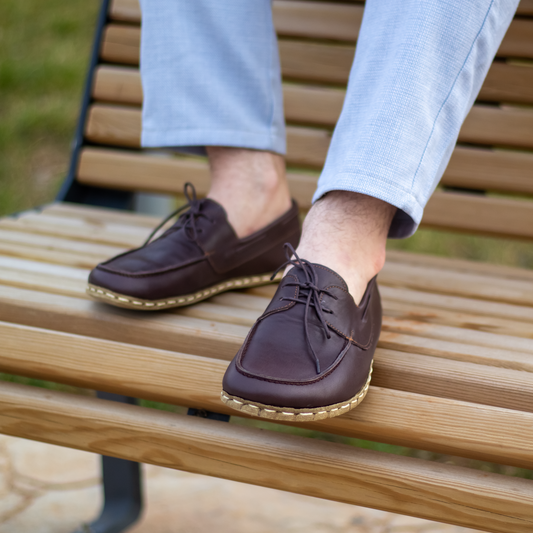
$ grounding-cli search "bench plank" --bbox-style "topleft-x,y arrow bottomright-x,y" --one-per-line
93,62 -> 533,119
107,0 -> 533,59
1,287 -> 533,413
27,203 -> 533,284
92,68 -> 533,151
2,321 -> 533,469
3,210 -> 533,308
2,381 -> 532,533
2,262 -> 533,368
100,24 -> 533,105
86,102 -> 533,161
79,144 -> 533,212
109,0 -> 533,20
1,251 -> 531,342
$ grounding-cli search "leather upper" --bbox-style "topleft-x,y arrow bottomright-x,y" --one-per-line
89,198 -> 301,300
223,263 -> 381,408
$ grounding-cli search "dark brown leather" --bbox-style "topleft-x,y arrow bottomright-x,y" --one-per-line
88,197 -> 300,301
222,262 -> 381,409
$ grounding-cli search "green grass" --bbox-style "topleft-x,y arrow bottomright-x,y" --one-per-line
0,0 -> 99,216
1,0 -> 532,480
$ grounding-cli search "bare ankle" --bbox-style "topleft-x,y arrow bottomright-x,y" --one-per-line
206,147 -> 292,238
294,191 -> 396,304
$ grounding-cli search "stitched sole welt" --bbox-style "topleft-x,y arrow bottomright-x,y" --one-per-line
86,271 -> 282,310
220,363 -> 373,422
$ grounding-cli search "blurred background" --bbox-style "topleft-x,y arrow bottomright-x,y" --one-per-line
1,0 -> 533,268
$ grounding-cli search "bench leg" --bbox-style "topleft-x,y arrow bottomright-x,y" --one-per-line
73,393 -> 143,533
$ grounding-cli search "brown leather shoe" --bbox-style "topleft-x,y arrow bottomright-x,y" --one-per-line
87,184 -> 301,310
221,245 -> 380,421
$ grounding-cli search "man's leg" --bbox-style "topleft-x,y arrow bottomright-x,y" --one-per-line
221,0 -> 519,420
139,0 -> 291,238
88,0 -> 301,310
206,148 -> 291,238
297,0 -> 519,303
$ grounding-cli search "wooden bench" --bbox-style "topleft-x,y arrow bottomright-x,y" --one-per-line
1,0 -> 533,531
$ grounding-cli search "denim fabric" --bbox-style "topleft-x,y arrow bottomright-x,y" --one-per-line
139,0 -> 518,238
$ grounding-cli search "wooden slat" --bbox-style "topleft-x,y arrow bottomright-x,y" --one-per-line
1,236 -> 532,342
387,249 -> 533,283
2,320 -> 533,468
40,202 -> 160,228
441,146 -> 533,195
460,105 -> 533,150
0,210 -> 151,248
2,258 -> 533,372
5,203 -> 533,307
0,228 -> 123,257
106,0 -> 533,60
83,105 -> 533,192
99,28 -> 533,103
77,146 -> 533,240
499,18 -> 533,59
479,61 -> 533,105
92,65 -> 143,105
381,284 -> 533,327
109,0 -> 533,22
77,147 -> 319,207
273,1 -> 364,42
380,261 -> 533,307
422,190 -> 533,240
93,67 -> 533,152
109,0 -> 140,22
383,298 -> 533,339
517,0 -> 533,15
2,382 -> 533,533
85,104 -> 140,148
2,284 -> 533,412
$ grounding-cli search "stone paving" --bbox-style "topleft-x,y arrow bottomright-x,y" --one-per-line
0,435 -> 480,533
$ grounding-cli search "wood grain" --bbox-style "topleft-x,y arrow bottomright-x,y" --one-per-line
106,0 -> 533,59
380,260 -> 533,307
2,321 -> 533,468
387,249 -> 533,282
2,258 -> 533,364
100,24 -> 533,104
92,67 -> 533,154
422,190 -> 533,241
83,105 -> 533,193
2,381 -> 532,533
77,145 -> 533,240
93,63 -> 533,124
109,0 -> 533,21
4,202 -> 533,306
1,288 -> 533,412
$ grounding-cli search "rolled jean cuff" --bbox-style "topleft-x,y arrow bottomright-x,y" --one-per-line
141,127 -> 287,156
312,173 -> 424,239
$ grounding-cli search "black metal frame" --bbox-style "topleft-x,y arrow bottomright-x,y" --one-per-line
58,2 -> 230,531
56,0 -> 133,211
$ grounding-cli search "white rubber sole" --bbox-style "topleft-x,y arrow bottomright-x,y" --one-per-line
221,363 -> 373,422
87,271 -> 282,310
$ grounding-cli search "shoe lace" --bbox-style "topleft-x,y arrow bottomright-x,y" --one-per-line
271,243 -> 338,374
142,183 -> 213,246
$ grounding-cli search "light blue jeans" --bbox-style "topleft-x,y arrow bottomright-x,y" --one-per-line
139,0 -> 518,238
